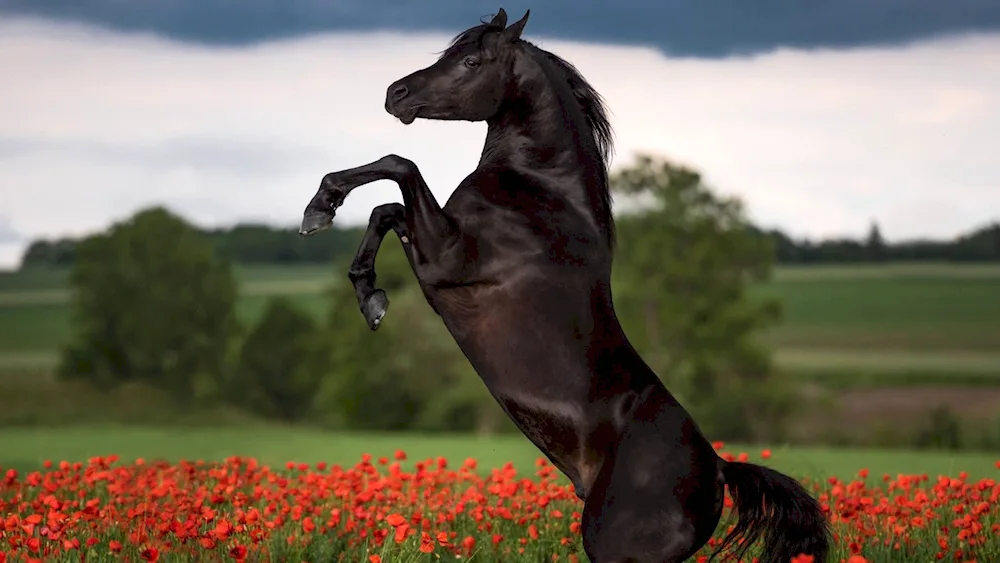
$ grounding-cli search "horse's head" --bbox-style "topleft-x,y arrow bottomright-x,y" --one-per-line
385,8 -> 530,124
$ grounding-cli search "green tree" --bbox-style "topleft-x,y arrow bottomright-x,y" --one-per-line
232,298 -> 327,422
610,154 -> 792,441
313,241 -> 507,433
865,220 -> 887,262
58,207 -> 238,403
19,238 -> 77,268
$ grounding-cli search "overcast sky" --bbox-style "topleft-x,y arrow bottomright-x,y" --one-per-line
1,12 -> 999,268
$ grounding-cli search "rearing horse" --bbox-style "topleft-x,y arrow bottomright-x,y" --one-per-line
300,8 -> 831,563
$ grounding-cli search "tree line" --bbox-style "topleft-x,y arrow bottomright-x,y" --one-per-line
19,211 -> 999,270
55,154 -> 796,442
759,222 -> 1000,264
19,223 -> 366,269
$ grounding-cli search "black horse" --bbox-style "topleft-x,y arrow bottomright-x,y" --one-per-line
300,9 -> 831,563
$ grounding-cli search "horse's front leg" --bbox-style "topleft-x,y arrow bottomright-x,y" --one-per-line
300,154 -> 463,325
346,203 -> 411,330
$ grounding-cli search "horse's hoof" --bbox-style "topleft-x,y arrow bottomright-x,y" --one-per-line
299,210 -> 335,237
362,290 -> 389,331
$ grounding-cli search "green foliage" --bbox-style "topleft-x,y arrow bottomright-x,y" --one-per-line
0,372 -> 258,428
757,221 -> 1000,263
312,241 -> 508,434
57,207 -> 238,403
232,297 -> 328,422
610,154 -> 790,440
865,221 -> 888,263
204,223 -> 364,264
19,238 -> 77,267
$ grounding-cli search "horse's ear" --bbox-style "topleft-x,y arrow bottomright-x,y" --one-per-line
501,9 -> 529,42
489,8 -> 507,28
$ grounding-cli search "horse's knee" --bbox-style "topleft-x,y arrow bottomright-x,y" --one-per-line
319,173 -> 348,202
378,154 -> 418,180
369,202 -> 405,226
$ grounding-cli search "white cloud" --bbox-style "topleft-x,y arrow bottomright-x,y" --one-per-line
1,18 -> 999,268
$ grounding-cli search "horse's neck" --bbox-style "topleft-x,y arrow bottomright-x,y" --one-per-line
483,57 -> 595,184
482,89 -> 610,253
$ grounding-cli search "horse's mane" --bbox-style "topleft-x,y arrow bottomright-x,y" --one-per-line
441,22 -> 617,247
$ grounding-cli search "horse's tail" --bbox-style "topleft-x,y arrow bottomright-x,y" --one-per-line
711,458 -> 831,563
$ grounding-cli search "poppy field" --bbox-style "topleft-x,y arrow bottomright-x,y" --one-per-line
1,442 -> 997,563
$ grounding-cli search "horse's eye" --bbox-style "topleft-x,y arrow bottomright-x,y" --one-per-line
464,57 -> 481,69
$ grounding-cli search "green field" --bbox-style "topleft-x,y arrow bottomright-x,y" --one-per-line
0,264 -> 335,364
1,265 -> 999,484
3,262 -> 1000,380
757,267 -> 1000,352
1,426 -> 996,482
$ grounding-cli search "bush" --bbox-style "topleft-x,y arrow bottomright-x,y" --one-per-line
911,405 -> 963,450
57,207 -> 238,403
311,242 -> 505,433
231,298 -> 327,422
610,155 -> 791,441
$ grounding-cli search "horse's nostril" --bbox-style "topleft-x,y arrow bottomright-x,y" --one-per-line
391,84 -> 408,102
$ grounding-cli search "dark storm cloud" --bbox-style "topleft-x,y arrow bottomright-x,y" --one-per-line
2,0 -> 999,57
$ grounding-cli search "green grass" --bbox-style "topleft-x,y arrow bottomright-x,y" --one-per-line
0,302 -> 72,353
0,295 -> 331,355
2,262 -> 1000,384
794,366 -> 1000,389
753,272 -> 1000,351
768,262 -> 1000,280
0,266 -> 69,292
775,348 -> 1000,374
0,264 -> 337,306
0,265 -> 338,354
0,426 -> 996,482
238,293 -> 329,324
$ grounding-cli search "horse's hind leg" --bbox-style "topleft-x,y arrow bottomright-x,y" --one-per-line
581,416 -> 723,563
